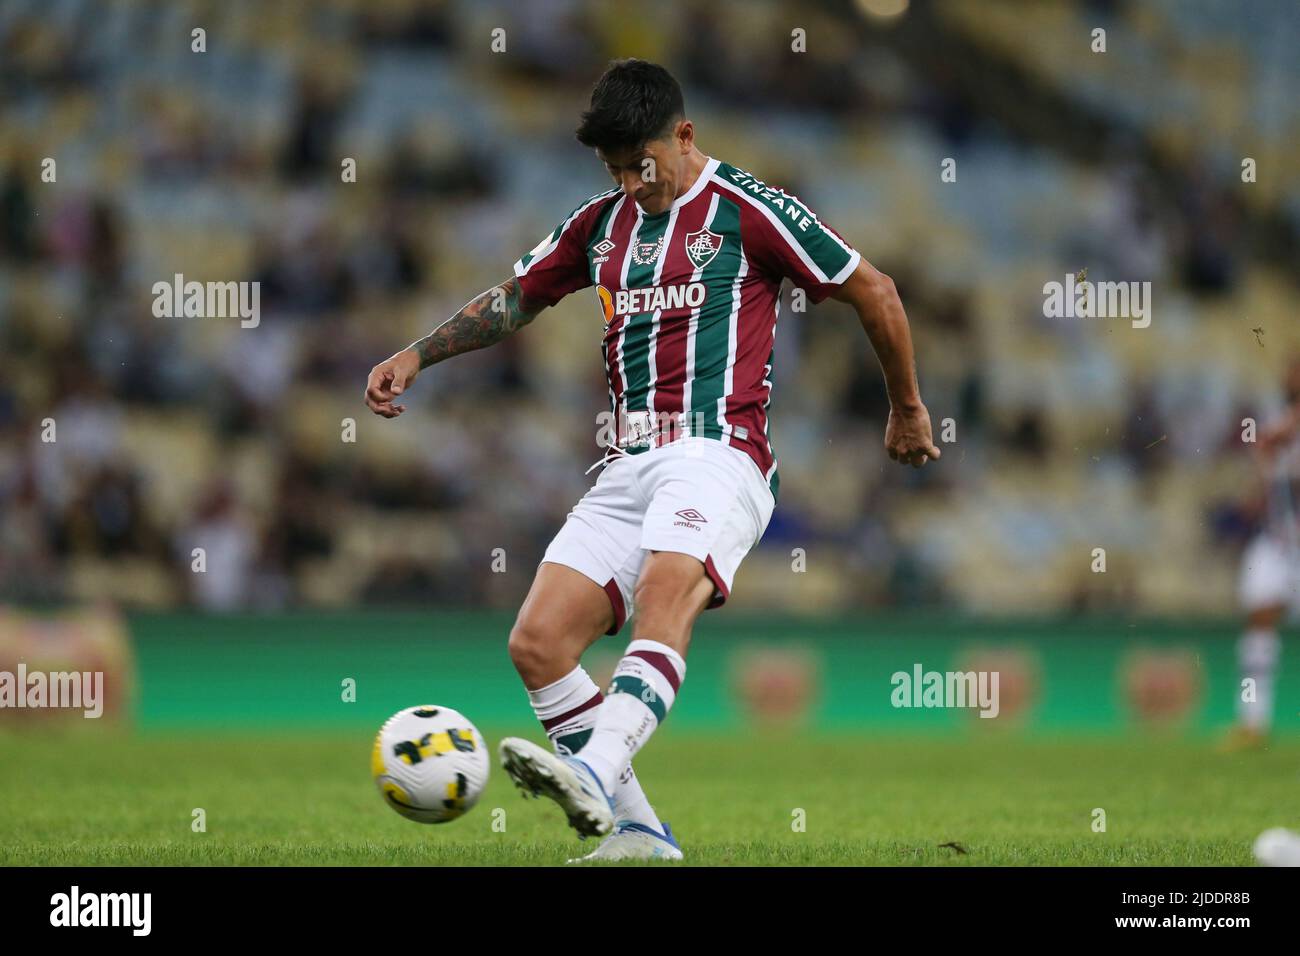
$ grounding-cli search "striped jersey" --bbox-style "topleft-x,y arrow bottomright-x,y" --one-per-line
512,156 -> 861,498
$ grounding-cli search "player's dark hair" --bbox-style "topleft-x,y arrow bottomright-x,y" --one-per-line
575,59 -> 684,154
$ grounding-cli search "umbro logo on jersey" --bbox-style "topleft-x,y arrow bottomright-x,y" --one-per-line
684,229 -> 722,269
631,236 -> 664,266
592,238 -> 616,256
595,283 -> 707,324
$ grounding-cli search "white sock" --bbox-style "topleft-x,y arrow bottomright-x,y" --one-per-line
578,639 -> 686,794
525,665 -> 661,828
1237,628 -> 1281,731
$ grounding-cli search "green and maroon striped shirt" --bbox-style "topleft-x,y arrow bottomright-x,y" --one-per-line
512,157 -> 861,498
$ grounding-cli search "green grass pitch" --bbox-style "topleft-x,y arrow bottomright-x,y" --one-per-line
2,729 -> 1295,865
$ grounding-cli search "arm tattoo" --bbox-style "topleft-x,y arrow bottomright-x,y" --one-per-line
409,277 -> 542,369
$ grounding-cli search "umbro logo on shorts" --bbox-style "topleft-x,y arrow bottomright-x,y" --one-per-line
673,508 -> 707,531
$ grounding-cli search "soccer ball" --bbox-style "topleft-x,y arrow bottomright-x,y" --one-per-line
371,705 -> 489,823
1253,827 -> 1300,867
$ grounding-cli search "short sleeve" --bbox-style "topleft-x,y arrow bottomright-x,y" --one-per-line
512,190 -> 617,309
726,172 -> 861,303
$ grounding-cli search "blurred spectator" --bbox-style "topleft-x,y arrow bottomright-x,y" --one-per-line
0,0 -> 1295,616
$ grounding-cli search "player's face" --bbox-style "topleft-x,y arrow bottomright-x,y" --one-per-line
597,128 -> 687,215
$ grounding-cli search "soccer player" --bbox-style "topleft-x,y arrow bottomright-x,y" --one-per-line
1222,357 -> 1300,750
364,59 -> 939,860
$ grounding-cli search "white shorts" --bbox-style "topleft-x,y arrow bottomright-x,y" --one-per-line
1239,534 -> 1300,612
542,437 -> 776,634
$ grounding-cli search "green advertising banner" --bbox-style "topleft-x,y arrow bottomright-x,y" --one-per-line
123,612 -> 1295,734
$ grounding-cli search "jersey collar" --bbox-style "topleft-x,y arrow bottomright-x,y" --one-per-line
673,155 -> 719,212
640,156 -> 719,221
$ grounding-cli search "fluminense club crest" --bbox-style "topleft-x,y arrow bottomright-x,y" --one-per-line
684,229 -> 722,269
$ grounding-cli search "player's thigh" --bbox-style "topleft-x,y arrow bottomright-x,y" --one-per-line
631,441 -> 775,652
510,562 -> 614,668
638,440 -> 774,610
539,458 -> 645,637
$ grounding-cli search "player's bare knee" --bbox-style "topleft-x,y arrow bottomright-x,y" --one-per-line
507,618 -> 560,686
633,576 -> 687,617
636,555 -> 711,605
632,562 -> 711,651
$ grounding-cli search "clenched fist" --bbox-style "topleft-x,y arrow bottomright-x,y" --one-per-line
364,348 -> 421,419
885,403 -> 941,468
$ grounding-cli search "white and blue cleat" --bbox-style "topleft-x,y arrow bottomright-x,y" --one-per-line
499,737 -> 615,839
567,821 -> 683,863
